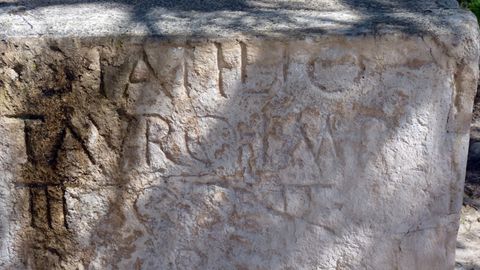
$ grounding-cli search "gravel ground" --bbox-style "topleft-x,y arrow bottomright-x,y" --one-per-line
455,88 -> 480,270
456,192 -> 480,270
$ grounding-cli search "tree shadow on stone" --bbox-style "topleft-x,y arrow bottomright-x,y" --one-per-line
0,1 -> 477,269
0,0 -> 466,37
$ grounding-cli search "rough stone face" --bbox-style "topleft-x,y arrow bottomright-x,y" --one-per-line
0,1 -> 479,269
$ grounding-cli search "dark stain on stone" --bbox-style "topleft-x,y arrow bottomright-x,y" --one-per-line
49,45 -> 62,53
13,63 -> 24,75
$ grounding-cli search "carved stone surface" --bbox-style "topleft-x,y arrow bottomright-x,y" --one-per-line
0,1 -> 479,269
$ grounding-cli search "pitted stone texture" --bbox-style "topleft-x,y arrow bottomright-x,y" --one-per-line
0,0 -> 473,38
0,11 -> 478,270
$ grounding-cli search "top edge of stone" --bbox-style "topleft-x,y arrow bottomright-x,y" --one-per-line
0,0 -> 477,40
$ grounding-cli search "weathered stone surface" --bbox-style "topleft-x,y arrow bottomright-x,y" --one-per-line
0,1 -> 478,269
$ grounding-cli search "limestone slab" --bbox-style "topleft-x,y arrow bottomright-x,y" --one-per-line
0,0 -> 478,269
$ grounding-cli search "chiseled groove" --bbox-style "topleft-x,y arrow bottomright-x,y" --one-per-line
4,114 -> 45,121
29,188 -> 35,228
215,42 -> 227,98
183,47 -> 191,98
283,44 -> 289,84
61,186 -> 69,229
66,123 -> 96,166
145,118 -> 151,166
100,68 -> 107,98
240,41 -> 247,84
45,186 -> 53,229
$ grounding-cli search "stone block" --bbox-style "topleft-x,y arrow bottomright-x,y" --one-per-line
0,0 -> 478,269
